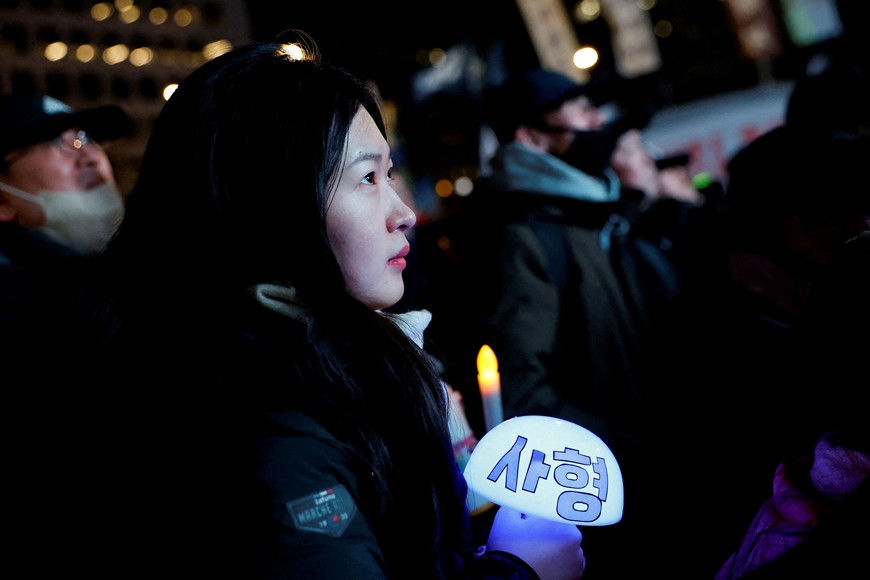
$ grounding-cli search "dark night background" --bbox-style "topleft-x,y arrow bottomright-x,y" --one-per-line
243,0 -> 816,107
241,0 -> 866,213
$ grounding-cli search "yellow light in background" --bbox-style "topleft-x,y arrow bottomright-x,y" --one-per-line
163,83 -> 178,101
149,7 -> 168,25
573,46 -> 599,70
174,8 -> 194,27
575,0 -> 601,22
76,44 -> 96,62
435,178 -> 454,198
91,2 -> 113,21
654,19 -> 674,38
119,5 -> 141,23
44,41 -> 68,61
428,47 -> 446,66
114,0 -> 132,10
204,39 -> 232,61
638,0 -> 657,10
129,46 -> 154,66
103,43 -> 130,65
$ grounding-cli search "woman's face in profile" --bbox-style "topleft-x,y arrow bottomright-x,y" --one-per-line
325,108 -> 416,310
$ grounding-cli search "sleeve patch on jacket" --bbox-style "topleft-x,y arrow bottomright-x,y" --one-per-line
286,484 -> 357,537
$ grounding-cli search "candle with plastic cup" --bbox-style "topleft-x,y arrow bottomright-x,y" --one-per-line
477,344 -> 504,432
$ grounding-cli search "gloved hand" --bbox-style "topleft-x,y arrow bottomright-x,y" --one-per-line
486,505 -> 586,580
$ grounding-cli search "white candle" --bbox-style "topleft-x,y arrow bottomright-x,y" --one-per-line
477,344 -> 504,432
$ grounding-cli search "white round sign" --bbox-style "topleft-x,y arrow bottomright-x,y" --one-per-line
464,415 -> 624,526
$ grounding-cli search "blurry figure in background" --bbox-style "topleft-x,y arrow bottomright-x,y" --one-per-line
715,229 -> 870,580
610,128 -> 703,210
0,93 -> 132,382
68,42 -> 586,578
648,124 -> 870,578
418,67 -> 680,579
0,93 -> 132,257
0,92 -> 133,574
610,128 -> 726,290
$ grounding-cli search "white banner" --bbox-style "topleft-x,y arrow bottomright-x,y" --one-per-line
642,81 -> 793,180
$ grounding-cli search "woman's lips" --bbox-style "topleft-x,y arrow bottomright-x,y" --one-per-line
388,244 -> 410,270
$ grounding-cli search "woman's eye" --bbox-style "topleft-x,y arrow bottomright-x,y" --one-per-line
362,172 -> 375,185
386,167 -> 394,181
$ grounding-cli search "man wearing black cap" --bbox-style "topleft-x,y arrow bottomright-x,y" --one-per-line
0,93 -> 133,255
0,93 -> 133,575
1,91 -> 133,355
415,68 -> 679,578
468,67 -> 678,421
1,91 -> 133,377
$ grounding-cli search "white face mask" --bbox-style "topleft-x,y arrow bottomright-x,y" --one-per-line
0,180 -> 124,255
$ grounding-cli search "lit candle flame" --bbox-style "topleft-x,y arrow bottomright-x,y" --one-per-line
477,344 -> 503,431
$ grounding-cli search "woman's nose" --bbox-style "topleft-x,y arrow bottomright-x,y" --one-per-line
389,190 -> 416,233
